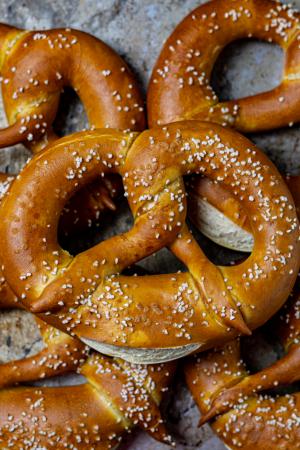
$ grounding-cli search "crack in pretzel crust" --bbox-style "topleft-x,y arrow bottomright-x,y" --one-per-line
0,121 -> 299,364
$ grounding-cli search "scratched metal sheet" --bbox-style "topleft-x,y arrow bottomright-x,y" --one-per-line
0,1 -> 299,449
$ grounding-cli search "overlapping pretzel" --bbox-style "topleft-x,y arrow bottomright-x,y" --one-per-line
185,286 -> 300,449
0,318 -> 175,448
0,24 -> 143,241
0,24 -> 145,150
148,0 -> 300,131
148,0 -> 300,250
0,121 -> 299,364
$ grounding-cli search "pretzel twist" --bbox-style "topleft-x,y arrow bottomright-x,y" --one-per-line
0,121 -> 299,363
148,0 -> 300,132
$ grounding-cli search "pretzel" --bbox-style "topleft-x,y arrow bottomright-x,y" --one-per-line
185,288 -> 300,450
0,322 -> 175,448
0,23 -> 145,152
0,354 -> 174,448
0,121 -> 299,364
148,0 -> 300,132
184,175 -> 300,449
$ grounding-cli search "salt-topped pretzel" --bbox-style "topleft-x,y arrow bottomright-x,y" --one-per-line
0,121 -> 299,364
148,0 -> 300,131
0,23 -> 145,151
0,23 -> 143,236
0,352 -> 174,448
185,288 -> 300,450
0,312 -> 175,447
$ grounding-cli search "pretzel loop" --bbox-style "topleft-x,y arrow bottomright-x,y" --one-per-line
148,0 -> 300,132
0,122 -> 299,363
0,24 -> 145,152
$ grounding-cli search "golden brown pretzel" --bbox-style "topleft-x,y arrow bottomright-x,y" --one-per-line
0,121 -> 299,364
0,345 -> 175,448
184,175 -> 300,449
0,23 -> 145,151
148,0 -> 300,131
0,296 -> 174,447
0,23 -> 143,240
185,289 -> 300,450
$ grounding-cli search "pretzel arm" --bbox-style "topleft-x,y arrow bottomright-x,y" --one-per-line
0,318 -> 88,388
200,344 -> 300,424
0,335 -> 87,388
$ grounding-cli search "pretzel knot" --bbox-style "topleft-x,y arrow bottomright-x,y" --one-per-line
0,24 -> 145,151
148,0 -> 300,132
0,121 -> 299,364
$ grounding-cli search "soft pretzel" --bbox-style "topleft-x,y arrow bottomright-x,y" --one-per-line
0,23 -> 143,237
0,121 -> 299,364
148,0 -> 300,132
184,173 -> 300,449
185,289 -> 300,450
0,311 -> 175,448
0,23 -> 145,151
0,349 -> 174,449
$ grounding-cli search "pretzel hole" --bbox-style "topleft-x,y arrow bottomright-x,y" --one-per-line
211,39 -> 283,101
57,177 -> 127,255
53,87 -> 88,137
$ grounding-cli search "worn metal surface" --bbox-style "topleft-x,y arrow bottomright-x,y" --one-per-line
0,0 -> 299,448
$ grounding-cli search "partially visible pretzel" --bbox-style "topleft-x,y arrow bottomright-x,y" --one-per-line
184,174 -> 300,449
0,254 -> 174,446
0,121 -> 299,364
148,0 -> 300,132
0,23 -> 145,151
185,288 -> 300,450
0,320 -> 175,448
